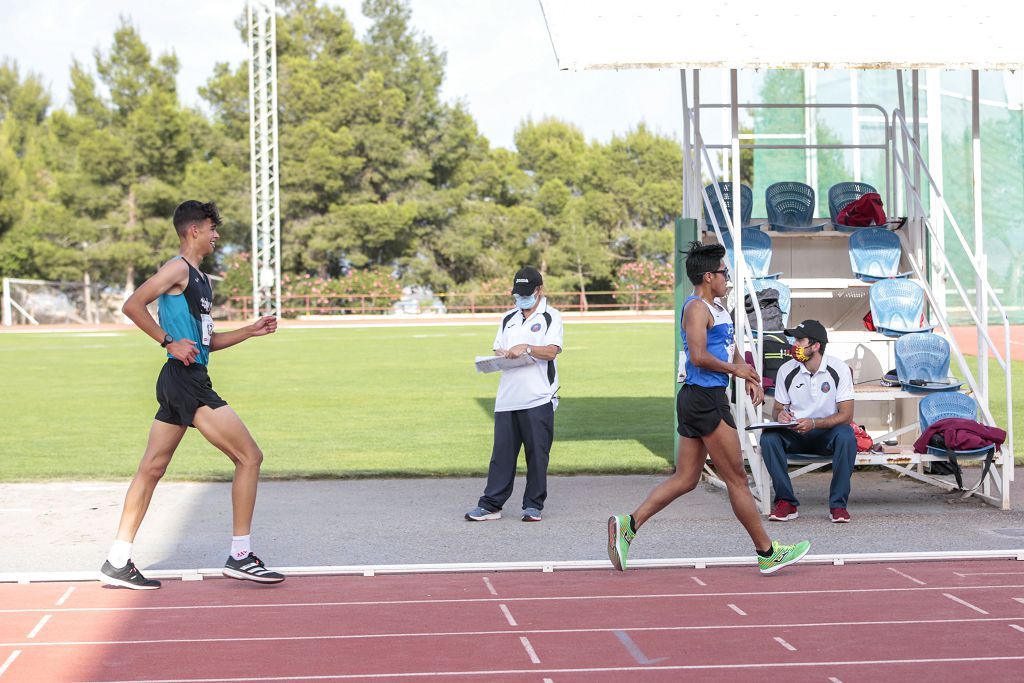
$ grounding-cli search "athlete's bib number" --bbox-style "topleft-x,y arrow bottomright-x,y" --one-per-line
201,314 -> 214,346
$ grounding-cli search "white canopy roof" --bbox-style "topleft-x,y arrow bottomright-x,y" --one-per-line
539,0 -> 1024,71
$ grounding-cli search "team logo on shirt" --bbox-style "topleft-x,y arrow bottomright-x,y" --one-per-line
821,382 -> 831,393
530,322 -> 541,332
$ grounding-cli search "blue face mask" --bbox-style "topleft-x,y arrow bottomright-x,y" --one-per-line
514,293 -> 537,310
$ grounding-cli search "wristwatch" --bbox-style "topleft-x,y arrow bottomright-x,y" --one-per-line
526,345 -> 532,356
160,334 -> 174,348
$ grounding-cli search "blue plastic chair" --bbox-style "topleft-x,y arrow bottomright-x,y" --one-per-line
829,181 -> 881,232
751,278 -> 791,330
918,393 -> 996,490
848,227 -> 912,282
704,182 -> 762,233
722,228 -> 782,280
894,332 -> 963,393
869,278 -> 933,336
765,182 -> 827,233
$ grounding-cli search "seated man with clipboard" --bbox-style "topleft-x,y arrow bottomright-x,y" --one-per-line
760,320 -> 857,524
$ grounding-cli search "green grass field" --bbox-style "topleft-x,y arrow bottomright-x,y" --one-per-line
0,323 -> 678,480
1,323 -> 1019,481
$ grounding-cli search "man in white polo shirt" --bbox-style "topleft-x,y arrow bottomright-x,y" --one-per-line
465,266 -> 563,523
761,320 -> 857,524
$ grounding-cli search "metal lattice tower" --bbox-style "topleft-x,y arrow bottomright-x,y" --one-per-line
247,0 -> 281,317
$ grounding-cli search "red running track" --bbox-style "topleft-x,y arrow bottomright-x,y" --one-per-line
1,559 -> 1024,682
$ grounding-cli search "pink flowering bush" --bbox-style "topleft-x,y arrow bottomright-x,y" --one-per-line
613,260 -> 674,308
281,267 -> 402,316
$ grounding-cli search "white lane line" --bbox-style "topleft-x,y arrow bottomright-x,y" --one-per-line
1015,598 -> 1024,605
773,636 -> 797,651
26,615 -> 51,639
887,567 -> 926,585
690,576 -> 707,587
828,678 -> 844,683
727,604 -> 747,616
6,616 -> 1024,649
482,577 -> 498,596
499,604 -> 518,627
955,572 -> 1024,577
1010,624 -> 1024,634
55,587 -> 75,606
943,593 -> 989,614
543,679 -> 554,683
519,636 -> 541,664
4,583 -> 1023,614
44,656 -> 1024,681
0,650 -> 21,678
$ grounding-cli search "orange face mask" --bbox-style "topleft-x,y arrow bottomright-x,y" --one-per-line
791,344 -> 812,363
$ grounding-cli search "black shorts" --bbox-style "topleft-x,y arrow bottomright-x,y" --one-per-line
155,360 -> 228,427
676,384 -> 736,438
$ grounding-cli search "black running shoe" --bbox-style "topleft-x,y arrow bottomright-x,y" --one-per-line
99,559 -> 161,590
223,553 -> 285,584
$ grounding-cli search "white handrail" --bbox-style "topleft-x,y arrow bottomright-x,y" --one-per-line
686,107 -> 766,447
890,108 -> 1013,478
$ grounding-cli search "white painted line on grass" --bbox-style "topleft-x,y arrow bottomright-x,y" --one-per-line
482,577 -> 498,596
943,593 -> 989,614
773,636 -> 797,652
691,577 -> 707,587
887,567 -> 926,585
1010,624 -> 1024,634
499,604 -> 518,627
727,604 -> 747,616
519,636 -> 541,664
5,582 -> 1022,615
26,615 -> 50,639
55,587 -> 74,606
0,650 -> 20,678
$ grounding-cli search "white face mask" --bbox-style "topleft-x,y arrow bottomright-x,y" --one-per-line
514,293 -> 537,310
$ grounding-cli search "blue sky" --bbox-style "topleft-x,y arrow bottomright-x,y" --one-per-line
0,0 -> 692,150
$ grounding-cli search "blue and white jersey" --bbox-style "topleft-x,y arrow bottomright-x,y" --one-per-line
680,295 -> 735,388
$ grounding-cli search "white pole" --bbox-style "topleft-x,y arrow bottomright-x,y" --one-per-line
2,277 -> 11,326
681,70 -> 693,220
804,69 -> 818,213
850,71 -> 861,182
926,69 -> 946,321
971,71 -> 988,408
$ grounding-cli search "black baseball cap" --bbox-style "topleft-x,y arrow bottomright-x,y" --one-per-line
784,320 -> 829,343
511,266 -> 543,296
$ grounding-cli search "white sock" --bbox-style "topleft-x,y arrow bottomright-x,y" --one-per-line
107,540 -> 132,568
231,535 -> 251,560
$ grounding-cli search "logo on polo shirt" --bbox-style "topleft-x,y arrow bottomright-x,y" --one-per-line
821,382 -> 831,393
530,322 -> 541,332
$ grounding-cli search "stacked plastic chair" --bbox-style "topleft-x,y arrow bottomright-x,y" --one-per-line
848,227 -> 912,282
918,392 -> 996,490
894,333 -> 963,393
765,181 -> 827,232
722,228 -> 782,280
829,181 -> 880,232
704,182 -> 761,232
868,278 -> 933,336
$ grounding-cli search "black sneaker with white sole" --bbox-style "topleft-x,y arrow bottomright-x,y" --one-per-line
223,553 -> 285,584
100,559 -> 161,590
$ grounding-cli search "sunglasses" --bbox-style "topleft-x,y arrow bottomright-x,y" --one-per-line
707,268 -> 730,280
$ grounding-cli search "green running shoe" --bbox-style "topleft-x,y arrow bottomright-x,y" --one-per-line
758,539 -> 811,575
608,514 -> 635,571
